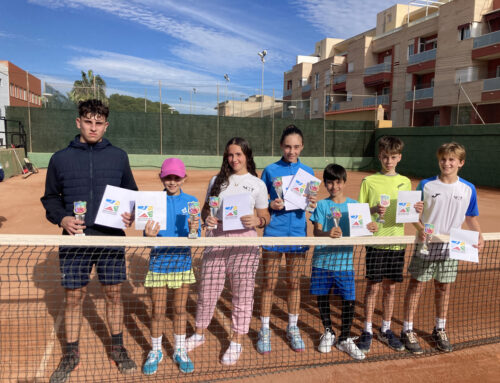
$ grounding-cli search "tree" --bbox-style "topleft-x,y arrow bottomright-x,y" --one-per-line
108,94 -> 179,114
69,70 -> 107,104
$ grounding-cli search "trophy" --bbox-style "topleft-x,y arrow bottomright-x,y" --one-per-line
331,207 -> 342,228
208,196 -> 221,230
187,201 -> 201,239
419,223 -> 435,256
272,177 -> 283,199
73,201 -> 87,237
305,180 -> 321,213
377,194 -> 391,224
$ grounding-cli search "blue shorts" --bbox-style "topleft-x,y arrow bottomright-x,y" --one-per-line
59,246 -> 126,289
310,267 -> 355,301
262,245 -> 309,254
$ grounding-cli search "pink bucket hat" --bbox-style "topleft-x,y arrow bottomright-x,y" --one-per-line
160,157 -> 186,178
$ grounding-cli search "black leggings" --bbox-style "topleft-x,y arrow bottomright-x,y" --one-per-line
317,295 -> 355,342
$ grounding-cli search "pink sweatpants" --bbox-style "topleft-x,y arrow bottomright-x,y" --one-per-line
195,226 -> 260,334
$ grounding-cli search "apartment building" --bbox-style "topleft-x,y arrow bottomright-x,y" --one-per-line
216,95 -> 282,117
283,0 -> 500,126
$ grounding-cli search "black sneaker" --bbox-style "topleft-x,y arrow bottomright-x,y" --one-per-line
378,329 -> 405,351
432,328 -> 453,352
50,349 -> 80,383
110,345 -> 137,374
356,331 -> 373,353
400,330 -> 423,354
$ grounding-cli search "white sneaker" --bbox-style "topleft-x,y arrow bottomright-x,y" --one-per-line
336,338 -> 366,360
185,334 -> 205,352
318,329 -> 335,353
221,343 -> 242,366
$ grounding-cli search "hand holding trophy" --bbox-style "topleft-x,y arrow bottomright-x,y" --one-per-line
377,194 -> 391,224
305,180 -> 320,213
419,223 -> 435,255
73,201 -> 87,237
208,196 -> 221,230
187,201 -> 201,239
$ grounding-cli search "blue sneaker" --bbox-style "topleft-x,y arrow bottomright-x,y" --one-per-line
286,325 -> 305,352
257,328 -> 271,354
378,329 -> 405,351
174,348 -> 194,373
357,331 -> 373,353
143,350 -> 162,375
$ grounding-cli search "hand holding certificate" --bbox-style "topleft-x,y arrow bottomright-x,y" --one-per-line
347,203 -> 374,237
449,228 -> 479,263
135,191 -> 167,231
95,185 -> 136,229
222,193 -> 252,231
284,168 -> 321,211
396,191 -> 422,223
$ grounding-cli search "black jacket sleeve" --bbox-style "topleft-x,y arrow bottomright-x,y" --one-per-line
40,156 -> 68,226
121,155 -> 138,191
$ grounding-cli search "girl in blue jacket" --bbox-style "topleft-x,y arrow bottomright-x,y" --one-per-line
257,125 -> 316,354
142,158 -> 200,375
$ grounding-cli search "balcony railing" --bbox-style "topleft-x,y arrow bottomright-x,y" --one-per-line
473,30 -> 500,49
408,48 -> 436,65
406,87 -> 434,101
284,89 -> 292,97
483,77 -> 500,91
333,74 -> 347,84
302,84 -> 311,92
363,94 -> 390,107
364,62 -> 392,76
330,103 -> 340,111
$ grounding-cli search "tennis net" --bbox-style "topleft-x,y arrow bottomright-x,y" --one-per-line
0,233 -> 499,382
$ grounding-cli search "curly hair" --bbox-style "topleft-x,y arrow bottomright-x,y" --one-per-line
78,99 -> 109,119
209,137 -> 257,197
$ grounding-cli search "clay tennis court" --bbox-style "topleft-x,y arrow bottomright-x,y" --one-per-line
0,169 -> 499,382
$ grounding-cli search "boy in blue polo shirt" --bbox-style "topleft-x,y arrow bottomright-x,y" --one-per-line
310,164 -> 377,360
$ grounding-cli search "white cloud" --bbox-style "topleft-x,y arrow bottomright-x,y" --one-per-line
30,0 -> 288,73
293,0 -> 396,37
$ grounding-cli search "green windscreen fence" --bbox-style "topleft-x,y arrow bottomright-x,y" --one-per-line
5,107 -> 375,158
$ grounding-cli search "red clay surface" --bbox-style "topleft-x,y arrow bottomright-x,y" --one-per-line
0,169 -> 499,383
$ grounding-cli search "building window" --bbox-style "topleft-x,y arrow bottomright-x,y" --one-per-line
348,62 -> 354,73
315,73 -> 320,89
287,80 -> 292,90
313,98 -> 319,113
325,95 -> 330,111
325,70 -> 331,86
301,78 -> 308,86
387,13 -> 392,23
408,44 -> 414,58
496,66 -> 500,78
458,24 -> 471,41
455,67 -> 478,83
10,84 -> 14,96
346,91 -> 352,102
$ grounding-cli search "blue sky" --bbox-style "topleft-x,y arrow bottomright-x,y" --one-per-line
1,0 -> 396,114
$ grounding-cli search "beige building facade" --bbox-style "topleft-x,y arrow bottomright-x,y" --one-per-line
283,0 -> 500,126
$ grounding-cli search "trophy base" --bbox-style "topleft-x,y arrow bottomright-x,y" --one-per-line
419,249 -> 429,256
377,218 -> 385,224
188,233 -> 198,239
75,233 -> 86,237
305,206 -> 315,213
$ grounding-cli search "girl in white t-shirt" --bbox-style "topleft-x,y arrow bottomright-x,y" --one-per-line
185,137 -> 270,365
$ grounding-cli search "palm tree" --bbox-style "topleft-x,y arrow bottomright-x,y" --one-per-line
69,70 -> 107,104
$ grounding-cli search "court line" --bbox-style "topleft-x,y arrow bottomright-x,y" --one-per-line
35,308 -> 64,379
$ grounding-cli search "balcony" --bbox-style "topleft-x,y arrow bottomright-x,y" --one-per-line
333,74 -> 347,84
363,94 -> 390,107
408,49 -> 436,65
472,30 -> 500,60
302,84 -> 311,92
406,87 -> 434,101
330,103 -> 340,111
482,77 -> 500,102
364,62 -> 392,87
283,89 -> 292,97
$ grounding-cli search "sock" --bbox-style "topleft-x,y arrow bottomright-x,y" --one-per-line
229,341 -> 242,351
152,336 -> 162,352
403,321 -> 413,333
261,316 -> 270,330
317,295 -> 333,331
111,332 -> 123,347
381,320 -> 391,333
288,313 -> 299,328
339,300 -> 355,342
436,317 -> 446,330
66,340 -> 79,354
191,333 -> 204,342
174,334 -> 186,350
364,321 -> 373,334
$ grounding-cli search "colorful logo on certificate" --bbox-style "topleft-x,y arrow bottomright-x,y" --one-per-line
398,202 -> 411,213
291,180 -> 307,196
103,199 -> 120,215
137,205 -> 154,220
451,240 -> 466,253
224,205 -> 238,219
350,214 -> 363,226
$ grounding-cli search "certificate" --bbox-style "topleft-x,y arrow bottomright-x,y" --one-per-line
284,168 -> 321,210
280,175 -> 301,211
94,185 -> 136,229
347,203 -> 373,237
222,193 -> 252,231
449,228 -> 479,263
396,190 -> 422,223
135,191 -> 167,231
